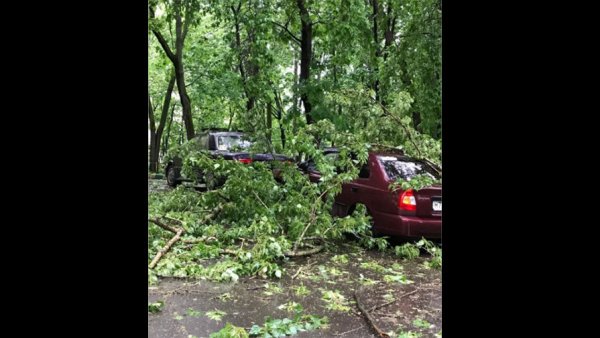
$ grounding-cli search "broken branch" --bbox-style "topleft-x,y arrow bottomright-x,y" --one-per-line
149,227 -> 184,269
354,288 -> 390,338
368,288 -> 420,312
149,218 -> 180,234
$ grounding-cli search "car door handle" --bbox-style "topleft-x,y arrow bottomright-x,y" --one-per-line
351,187 -> 358,192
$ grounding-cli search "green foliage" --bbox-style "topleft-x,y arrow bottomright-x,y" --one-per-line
331,254 -> 349,264
390,174 -> 441,192
416,239 -> 442,269
210,323 -> 249,338
248,314 -> 328,337
148,301 -> 164,313
186,308 -> 202,317
394,243 -> 421,260
206,309 -> 227,322
277,301 -> 303,314
412,318 -> 432,329
293,284 -> 311,296
321,290 -> 351,312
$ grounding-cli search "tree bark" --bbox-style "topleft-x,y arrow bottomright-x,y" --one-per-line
150,71 -> 176,172
266,101 -> 272,143
371,0 -> 381,103
163,103 -> 175,154
232,2 -> 258,113
149,94 -> 157,171
297,0 -> 314,124
152,0 -> 195,140
273,89 -> 286,149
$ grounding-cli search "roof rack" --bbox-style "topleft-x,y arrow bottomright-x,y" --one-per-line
197,128 -> 245,133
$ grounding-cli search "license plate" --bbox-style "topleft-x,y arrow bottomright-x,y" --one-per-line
432,201 -> 442,211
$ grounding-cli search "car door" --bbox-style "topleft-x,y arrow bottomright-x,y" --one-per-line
336,154 -> 382,217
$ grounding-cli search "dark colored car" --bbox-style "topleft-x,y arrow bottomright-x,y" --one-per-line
300,148 -> 442,239
165,129 -> 290,188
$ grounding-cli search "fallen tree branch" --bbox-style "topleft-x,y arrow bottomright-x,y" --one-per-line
182,236 -> 217,244
220,248 -> 239,255
149,227 -> 184,269
163,215 -> 184,224
285,245 -> 324,257
292,187 -> 334,254
149,204 -> 225,269
368,288 -> 420,312
149,218 -> 180,234
354,288 -> 390,338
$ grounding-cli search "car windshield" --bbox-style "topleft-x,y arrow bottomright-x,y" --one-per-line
378,156 -> 440,181
216,135 -> 252,151
306,152 -> 338,171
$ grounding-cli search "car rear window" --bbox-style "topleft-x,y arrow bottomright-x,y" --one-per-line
378,156 -> 439,180
216,135 -> 252,151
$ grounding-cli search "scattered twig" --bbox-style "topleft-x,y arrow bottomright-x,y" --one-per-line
354,288 -> 390,338
368,288 -> 420,312
291,260 -> 318,279
334,325 -> 364,336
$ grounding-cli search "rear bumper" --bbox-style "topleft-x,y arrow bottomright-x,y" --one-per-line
371,210 -> 441,239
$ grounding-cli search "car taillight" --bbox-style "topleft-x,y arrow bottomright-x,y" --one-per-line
398,189 -> 417,211
238,158 -> 253,164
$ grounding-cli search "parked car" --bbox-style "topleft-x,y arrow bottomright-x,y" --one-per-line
299,148 -> 442,239
164,129 -> 291,188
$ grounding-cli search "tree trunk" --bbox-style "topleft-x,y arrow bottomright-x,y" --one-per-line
232,2 -> 257,113
412,111 -> 422,132
371,0 -> 381,103
297,0 -> 313,124
174,1 -> 195,140
152,0 -> 195,140
273,89 -> 286,149
163,103 -> 175,154
266,101 -> 272,143
149,94 -> 157,172
150,71 -> 176,171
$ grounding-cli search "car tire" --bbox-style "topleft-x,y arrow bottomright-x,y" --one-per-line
166,166 -> 181,187
205,172 -> 218,190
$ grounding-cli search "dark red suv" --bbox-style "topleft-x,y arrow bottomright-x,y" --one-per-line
300,149 -> 442,239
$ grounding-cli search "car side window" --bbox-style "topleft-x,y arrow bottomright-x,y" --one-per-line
358,162 -> 370,178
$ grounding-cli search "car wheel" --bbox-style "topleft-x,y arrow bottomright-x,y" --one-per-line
166,166 -> 181,187
205,172 -> 218,190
